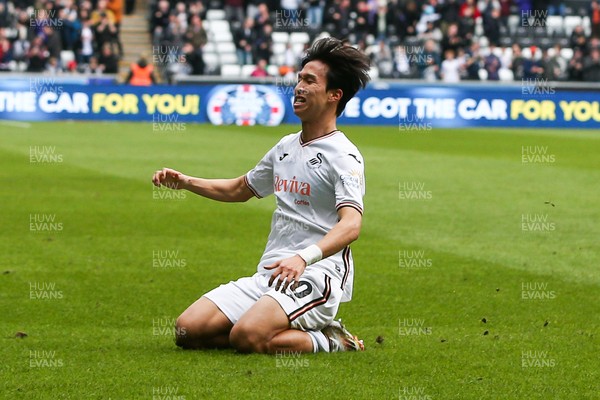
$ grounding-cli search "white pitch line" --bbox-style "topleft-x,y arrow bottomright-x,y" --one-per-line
0,120 -> 32,129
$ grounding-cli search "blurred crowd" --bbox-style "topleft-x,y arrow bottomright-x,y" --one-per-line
0,0 -> 125,73
149,0 -> 600,82
1,0 -> 599,82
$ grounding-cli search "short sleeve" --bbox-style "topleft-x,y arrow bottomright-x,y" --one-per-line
329,151 -> 365,214
245,145 -> 276,198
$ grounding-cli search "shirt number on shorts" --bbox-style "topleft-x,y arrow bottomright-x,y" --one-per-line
292,281 -> 313,298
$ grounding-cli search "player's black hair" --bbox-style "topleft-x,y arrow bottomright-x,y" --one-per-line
301,37 -> 371,117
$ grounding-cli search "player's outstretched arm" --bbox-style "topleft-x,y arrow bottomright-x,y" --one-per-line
152,168 -> 254,202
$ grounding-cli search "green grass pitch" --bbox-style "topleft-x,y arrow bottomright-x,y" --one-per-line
1,121 -> 598,399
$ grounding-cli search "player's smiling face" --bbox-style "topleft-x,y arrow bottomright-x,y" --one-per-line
293,61 -> 339,121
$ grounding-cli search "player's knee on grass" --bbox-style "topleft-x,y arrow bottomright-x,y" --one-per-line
229,322 -> 268,354
174,315 -> 191,348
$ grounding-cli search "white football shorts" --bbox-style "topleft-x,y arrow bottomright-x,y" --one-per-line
203,267 -> 343,331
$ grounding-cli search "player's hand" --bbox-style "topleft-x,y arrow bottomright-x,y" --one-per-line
265,255 -> 307,292
152,168 -> 187,189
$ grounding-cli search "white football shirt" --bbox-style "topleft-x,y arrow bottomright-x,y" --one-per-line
245,130 -> 365,302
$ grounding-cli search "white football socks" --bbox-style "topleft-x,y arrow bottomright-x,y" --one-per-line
307,330 -> 330,353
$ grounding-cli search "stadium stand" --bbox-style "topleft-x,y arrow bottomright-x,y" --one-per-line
0,0 -> 598,83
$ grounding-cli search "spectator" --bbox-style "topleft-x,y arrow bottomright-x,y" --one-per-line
418,39 -> 440,81
91,0 -> 116,25
441,23 -> 465,56
95,12 -> 119,54
547,0 -> 565,17
234,17 -> 255,65
98,42 -> 119,73
591,1 -> 600,39
369,40 -> 394,78
107,0 -> 123,28
161,12 -> 185,49
250,58 -> 269,77
522,46 -> 544,80
418,21 -> 443,43
403,1 -> 420,37
0,31 -> 13,71
182,42 -> 204,75
569,26 -> 587,54
254,3 -> 271,33
27,37 -> 48,72
325,0 -> 351,38
151,0 -> 171,39
540,48 -> 561,80
11,13 -> 30,69
307,0 -> 324,29
437,0 -> 460,33
0,3 -> 10,28
499,0 -> 512,32
392,45 -> 414,78
460,0 -> 481,19
46,56 -> 61,74
185,15 -> 207,50
385,0 -> 407,39
254,24 -> 273,64
225,0 -> 244,24
458,5 -> 477,43
484,44 -> 501,80
175,2 -> 189,32
582,48 -> 600,81
126,56 -> 156,85
464,42 -> 483,81
440,48 -> 462,82
416,1 -> 440,35
42,25 -> 62,62
79,18 -> 94,63
511,43 -> 525,80
353,0 -> 373,41
550,44 -> 567,80
60,6 -> 81,52
567,48 -> 584,81
483,8 -> 502,46
83,56 -> 102,74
